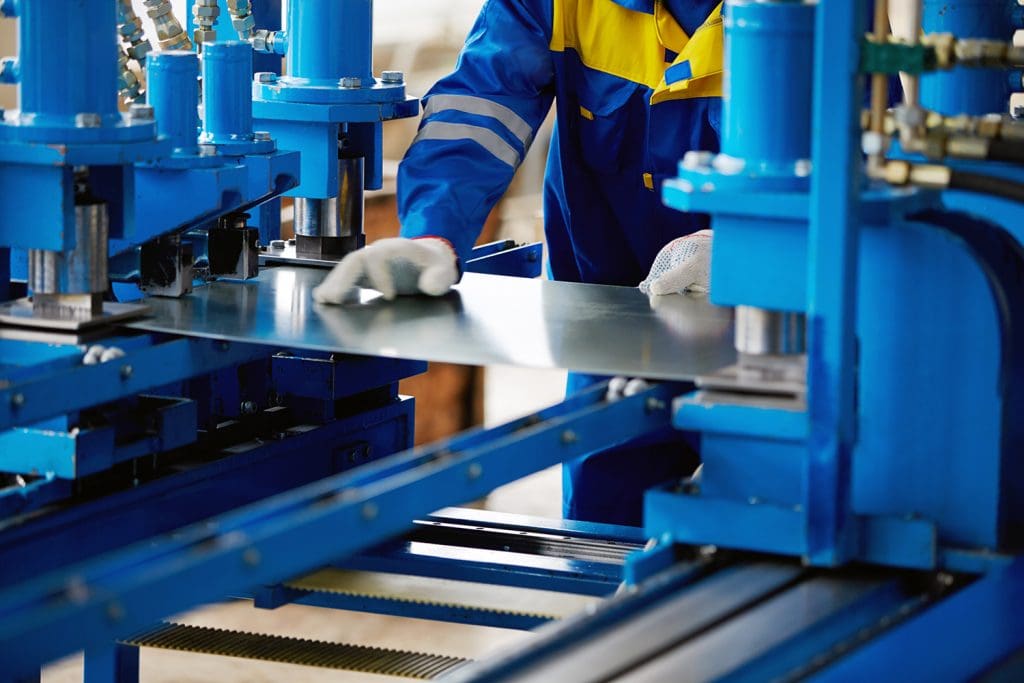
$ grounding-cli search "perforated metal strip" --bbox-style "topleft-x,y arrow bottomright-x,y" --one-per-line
122,622 -> 470,679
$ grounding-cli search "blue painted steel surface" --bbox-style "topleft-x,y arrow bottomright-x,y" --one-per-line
801,0 -> 865,566
814,559 -> 1024,682
721,1 -> 814,184
0,396 -> 197,479
0,337 -> 269,432
201,42 -> 273,155
287,0 -> 373,83
464,242 -> 544,278
0,395 -> 416,588
920,0 -> 1016,115
0,383 -> 675,673
147,52 -> 200,156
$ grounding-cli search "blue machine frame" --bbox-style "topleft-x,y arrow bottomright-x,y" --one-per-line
3,0 -> 1024,681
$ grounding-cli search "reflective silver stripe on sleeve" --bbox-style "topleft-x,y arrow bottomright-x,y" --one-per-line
412,121 -> 521,168
423,94 -> 535,149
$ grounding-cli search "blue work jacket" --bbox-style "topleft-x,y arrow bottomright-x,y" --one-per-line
398,0 -> 724,286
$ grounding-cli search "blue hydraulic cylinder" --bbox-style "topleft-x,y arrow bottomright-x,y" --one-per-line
147,52 -> 199,155
721,0 -> 816,179
17,0 -> 119,128
287,0 -> 373,83
921,0 -> 1016,115
200,41 -> 254,145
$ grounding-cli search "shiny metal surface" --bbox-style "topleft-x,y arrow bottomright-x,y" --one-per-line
734,305 -> 806,356
127,267 -> 736,381
294,196 -> 340,238
0,299 -> 150,331
294,157 -> 364,239
29,201 -> 109,296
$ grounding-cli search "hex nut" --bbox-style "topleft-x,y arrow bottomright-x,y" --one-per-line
75,112 -> 102,128
128,103 -> 155,122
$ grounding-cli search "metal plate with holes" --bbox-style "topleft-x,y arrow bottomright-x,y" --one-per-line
125,267 -> 736,381
0,299 -> 150,332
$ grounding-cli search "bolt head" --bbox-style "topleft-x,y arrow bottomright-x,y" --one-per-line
74,112 -> 102,128
120,364 -> 133,380
381,70 -> 404,84
254,71 -> 277,84
339,76 -> 362,89
128,103 -> 155,122
253,130 -> 272,142
10,393 -> 25,408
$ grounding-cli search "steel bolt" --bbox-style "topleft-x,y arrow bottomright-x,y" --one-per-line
381,70 -> 404,84
106,601 -> 125,622
242,547 -> 261,567
254,71 -> 277,84
361,502 -> 378,521
240,400 -> 258,415
128,103 -> 155,122
253,130 -> 272,142
467,462 -> 483,480
10,392 -> 24,408
120,364 -> 133,380
645,397 -> 666,412
560,429 -> 578,445
74,112 -> 102,128
339,76 -> 362,89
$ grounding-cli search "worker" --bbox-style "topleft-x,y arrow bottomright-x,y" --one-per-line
314,0 -> 721,526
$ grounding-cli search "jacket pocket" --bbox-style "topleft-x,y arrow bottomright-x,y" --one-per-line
574,75 -> 640,174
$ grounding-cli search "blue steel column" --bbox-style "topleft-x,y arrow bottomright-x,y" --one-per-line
17,0 -> 119,127
722,1 -> 815,179
804,0 -> 866,564
921,0 -> 1016,115
287,0 -> 373,83
201,42 -> 254,145
147,52 -> 199,155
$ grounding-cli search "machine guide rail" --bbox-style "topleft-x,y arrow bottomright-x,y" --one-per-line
0,382 -> 677,674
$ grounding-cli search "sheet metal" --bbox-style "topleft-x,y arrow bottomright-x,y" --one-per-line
125,267 -> 735,381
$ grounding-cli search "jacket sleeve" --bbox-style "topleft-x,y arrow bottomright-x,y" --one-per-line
398,0 -> 556,261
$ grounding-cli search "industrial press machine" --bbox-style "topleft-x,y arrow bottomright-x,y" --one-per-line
2,0 -> 1024,681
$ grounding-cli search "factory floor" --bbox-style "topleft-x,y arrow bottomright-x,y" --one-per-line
44,367 -> 568,682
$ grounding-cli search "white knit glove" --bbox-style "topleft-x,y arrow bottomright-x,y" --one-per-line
639,230 -> 713,296
606,377 -> 650,401
312,237 -> 459,305
83,345 -> 126,365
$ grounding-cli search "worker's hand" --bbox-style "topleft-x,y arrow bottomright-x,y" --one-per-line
82,345 -> 126,365
312,237 -> 459,305
639,230 -> 713,296
606,377 -> 650,401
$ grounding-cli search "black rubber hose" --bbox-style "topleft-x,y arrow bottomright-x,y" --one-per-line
948,168 -> 1024,205
984,138 -> 1024,164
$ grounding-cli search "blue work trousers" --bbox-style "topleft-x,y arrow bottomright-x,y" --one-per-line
562,373 -> 700,527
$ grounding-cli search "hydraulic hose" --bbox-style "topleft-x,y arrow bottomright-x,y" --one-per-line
948,169 -> 1024,205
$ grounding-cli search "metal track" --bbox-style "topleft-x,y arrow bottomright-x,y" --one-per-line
284,568 -> 599,622
122,622 -> 470,679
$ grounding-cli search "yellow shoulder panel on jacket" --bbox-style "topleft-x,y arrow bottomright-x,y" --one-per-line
651,2 -> 724,103
551,0 -> 671,89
